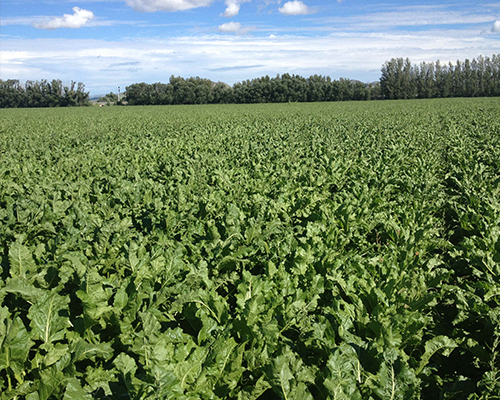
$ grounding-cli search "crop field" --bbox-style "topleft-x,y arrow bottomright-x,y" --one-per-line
0,98 -> 499,399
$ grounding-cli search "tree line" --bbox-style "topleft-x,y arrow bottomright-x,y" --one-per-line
124,75 -> 381,106
0,79 -> 89,108
1,54 -> 499,108
125,54 -> 500,105
381,54 -> 500,99
97,92 -> 120,105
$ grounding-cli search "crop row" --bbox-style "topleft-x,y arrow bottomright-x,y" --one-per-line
0,99 -> 499,399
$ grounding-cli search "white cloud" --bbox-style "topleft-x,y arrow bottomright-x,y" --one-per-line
218,21 -> 254,34
125,0 -> 213,12
222,2 -> 240,17
1,15 -> 141,28
218,22 -> 242,33
311,6 -> 495,30
279,1 -> 314,16
1,17 -> 40,26
32,7 -> 94,29
3,28 -> 500,94
492,20 -> 500,32
222,0 -> 250,18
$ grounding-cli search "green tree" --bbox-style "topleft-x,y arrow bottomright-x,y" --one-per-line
0,80 -> 25,108
97,92 -> 119,105
380,58 -> 403,99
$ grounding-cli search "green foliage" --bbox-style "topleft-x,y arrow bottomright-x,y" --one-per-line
0,79 -> 89,108
97,92 -> 118,105
125,74 -> 374,105
0,98 -> 499,398
380,54 -> 500,99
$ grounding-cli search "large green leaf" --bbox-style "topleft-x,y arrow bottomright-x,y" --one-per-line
1,278 -> 44,303
323,344 -> 362,400
266,351 -> 314,400
71,339 -> 114,363
28,292 -> 70,344
416,335 -> 457,375
63,378 -> 92,400
37,354 -> 71,400
8,240 -> 36,279
0,314 -> 33,379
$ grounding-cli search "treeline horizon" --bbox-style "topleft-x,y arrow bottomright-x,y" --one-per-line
0,79 -> 90,108
381,54 -> 500,99
124,54 -> 500,105
1,54 -> 499,108
125,75 -> 379,106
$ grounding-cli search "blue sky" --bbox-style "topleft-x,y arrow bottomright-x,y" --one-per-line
1,0 -> 500,95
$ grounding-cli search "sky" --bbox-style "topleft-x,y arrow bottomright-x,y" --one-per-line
1,0 -> 500,95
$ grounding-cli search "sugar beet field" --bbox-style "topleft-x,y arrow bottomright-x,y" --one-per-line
0,98 -> 499,399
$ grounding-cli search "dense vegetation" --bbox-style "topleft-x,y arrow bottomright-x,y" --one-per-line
97,93 -> 120,105
124,75 -> 377,106
0,98 -> 499,399
2,54 -> 499,108
0,79 -> 90,108
381,55 -> 500,99
124,54 -> 500,105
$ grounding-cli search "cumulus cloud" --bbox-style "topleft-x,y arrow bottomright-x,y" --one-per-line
222,0 -> 250,18
492,20 -> 500,33
125,0 -> 213,12
218,21 -> 254,34
278,1 -> 314,16
218,21 -> 241,33
33,7 -> 94,29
